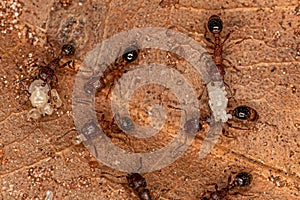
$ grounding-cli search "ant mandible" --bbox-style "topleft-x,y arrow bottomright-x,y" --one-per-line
201,172 -> 252,200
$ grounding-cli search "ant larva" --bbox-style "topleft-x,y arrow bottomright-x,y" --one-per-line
101,172 -> 152,200
201,172 -> 252,200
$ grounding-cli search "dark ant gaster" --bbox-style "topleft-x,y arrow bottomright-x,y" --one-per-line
222,105 -> 259,135
100,172 -> 152,200
229,105 -> 259,122
201,172 -> 252,200
184,117 -> 202,134
127,173 -> 152,200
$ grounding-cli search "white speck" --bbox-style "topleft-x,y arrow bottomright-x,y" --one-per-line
45,190 -> 54,200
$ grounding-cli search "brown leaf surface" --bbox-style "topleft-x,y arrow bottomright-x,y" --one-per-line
0,0 -> 299,199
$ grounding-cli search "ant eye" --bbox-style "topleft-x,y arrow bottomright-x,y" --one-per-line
62,44 -> 75,56
122,47 -> 138,62
208,15 -> 223,34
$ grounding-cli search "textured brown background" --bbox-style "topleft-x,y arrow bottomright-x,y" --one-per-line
0,0 -> 299,199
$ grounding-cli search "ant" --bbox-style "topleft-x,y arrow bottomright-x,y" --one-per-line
100,172 -> 152,200
204,15 -> 244,79
35,44 -> 75,88
20,43 -> 75,91
92,46 -> 139,95
198,15 -> 248,101
17,43 -> 75,107
201,172 -> 252,200
127,173 -> 152,200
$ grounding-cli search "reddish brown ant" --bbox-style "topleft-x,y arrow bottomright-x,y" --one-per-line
204,15 -> 244,79
201,172 -> 252,200
35,44 -> 75,88
200,15 -> 250,101
16,43 -> 75,109
100,172 -> 152,200
19,43 -> 75,91
91,46 -> 139,96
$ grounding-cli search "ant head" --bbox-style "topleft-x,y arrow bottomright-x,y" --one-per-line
235,172 -> 252,186
61,44 -> 75,56
208,15 -> 223,34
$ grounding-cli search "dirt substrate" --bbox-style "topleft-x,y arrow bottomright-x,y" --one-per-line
0,0 -> 299,199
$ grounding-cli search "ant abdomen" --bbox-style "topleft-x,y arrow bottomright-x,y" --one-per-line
230,105 -> 259,122
61,44 -> 76,56
230,172 -> 252,187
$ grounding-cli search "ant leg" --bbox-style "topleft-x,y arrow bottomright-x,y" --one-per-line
227,36 -> 252,49
214,184 -> 219,191
227,122 -> 251,131
59,60 -> 75,69
46,36 -> 56,58
223,81 -> 236,102
54,128 -> 77,144
51,74 -> 59,88
223,58 -> 241,72
222,129 -> 237,139
227,173 -> 232,185
222,32 -> 231,45
204,23 -> 215,45
25,58 -> 40,67
198,84 -> 207,100
100,171 -> 127,185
